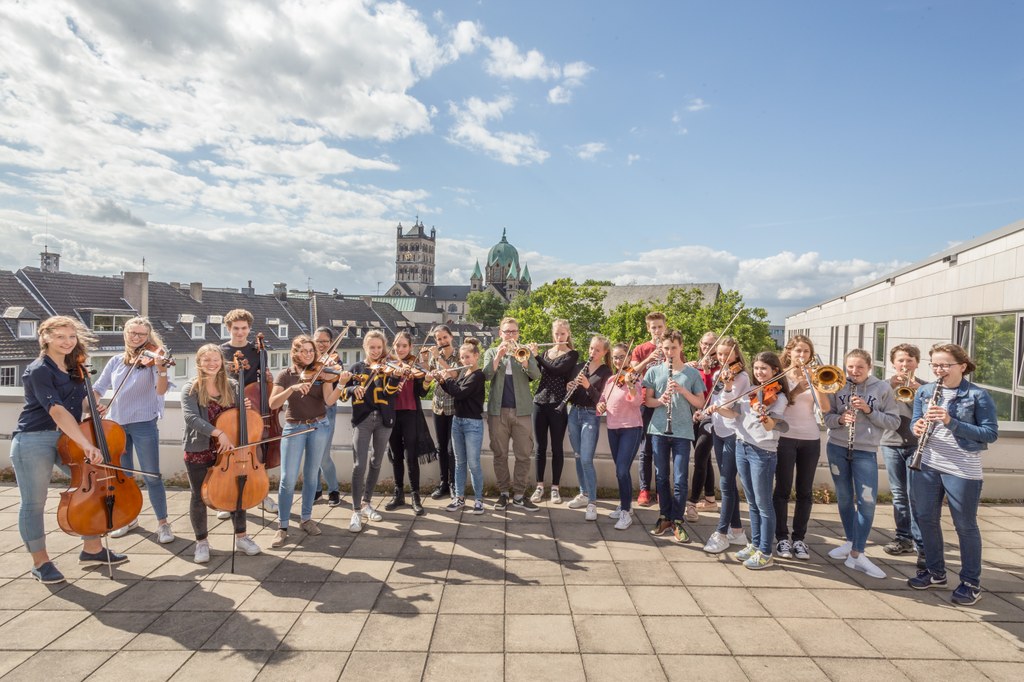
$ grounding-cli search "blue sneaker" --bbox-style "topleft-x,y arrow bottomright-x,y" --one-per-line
951,581 -> 981,606
735,543 -> 757,562
30,561 -> 65,584
79,548 -> 129,567
908,569 -> 947,590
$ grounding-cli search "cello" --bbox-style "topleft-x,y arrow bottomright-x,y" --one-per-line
56,361 -> 144,544
245,333 -> 283,470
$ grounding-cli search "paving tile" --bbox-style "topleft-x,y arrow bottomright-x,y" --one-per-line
747,587 -> 835,618
169,578 -> 259,611
0,609 -> 89,650
847,619 -> 958,659
423,652 -> 503,681
890,659 -> 992,682
659,654 -> 745,681
642,615 -> 728,655
236,580 -> 320,612
614,560 -> 681,585
46,611 -> 160,651
669,560 -> 743,587
812,588 -> 907,619
0,651 -> 34,679
736,655 -> 826,680
373,583 -> 444,613
556,540 -> 613,562
170,650 -> 272,681
431,613 -> 504,652
263,554 -> 338,582
708,616 -> 804,656
328,558 -> 393,582
504,585 -> 568,614
255,650 -> 349,680
971,661 -> 1024,681
0,650 -> 112,682
871,589 -> 975,621
279,612 -> 367,651
386,558 -> 450,584
200,611 -> 300,651
397,539 -> 454,560
573,614 -> 653,654
436,584 -> 504,614
688,586 -> 769,617
777,617 -> 881,657
504,559 -> 563,585
85,650 -> 192,682
124,610 -> 230,651
916,620 -> 1024,661
565,585 -> 635,614
34,579 -> 132,612
355,612 -> 437,651
447,557 -> 505,584
627,585 -> 703,616
561,560 -> 622,585
813,657 -> 910,680
504,653 -> 585,682
100,580 -> 196,612
0,577 -> 71,610
505,614 -> 578,653
504,538 -> 558,561
339,651 -> 426,680
308,580 -> 382,613
582,653 -> 667,681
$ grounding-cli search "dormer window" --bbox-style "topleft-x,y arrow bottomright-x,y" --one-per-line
277,324 -> 288,339
219,324 -> 229,339
17,320 -> 37,339
93,314 -> 133,333
191,323 -> 205,340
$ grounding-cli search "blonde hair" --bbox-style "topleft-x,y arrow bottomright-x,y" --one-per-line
38,315 -> 96,375
121,316 -> 166,364
590,334 -> 613,369
716,336 -> 750,373
780,334 -> 814,370
551,318 -> 575,350
460,337 -> 482,367
363,330 -> 389,362
192,344 -> 234,408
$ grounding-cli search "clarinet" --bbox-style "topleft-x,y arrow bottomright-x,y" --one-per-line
665,356 -> 675,435
909,385 -> 943,471
556,354 -> 593,413
845,381 -> 858,462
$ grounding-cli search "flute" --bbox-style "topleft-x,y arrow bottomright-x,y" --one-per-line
909,385 -> 943,471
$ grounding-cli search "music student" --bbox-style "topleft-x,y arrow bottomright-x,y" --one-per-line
92,316 -> 174,543
529,318 -> 578,505
181,344 -> 261,563
311,326 -> 343,508
880,343 -> 925,563
772,334 -> 828,561
642,329 -> 705,543
11,316 -> 128,583
384,331 -> 436,516
630,311 -> 666,508
565,335 -> 613,521
823,349 -> 900,579
703,336 -> 751,555
907,343 -> 998,605
482,316 -> 542,512
268,335 -> 348,547
432,338 -> 487,513
423,325 -> 458,500
596,342 -> 644,530
686,330 -> 720,523
340,330 -> 403,532
713,351 -> 792,570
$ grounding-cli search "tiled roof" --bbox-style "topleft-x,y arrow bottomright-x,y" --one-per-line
0,270 -> 47,360
425,285 -> 472,302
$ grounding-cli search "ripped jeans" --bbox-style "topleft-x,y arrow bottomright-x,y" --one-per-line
826,442 -> 878,553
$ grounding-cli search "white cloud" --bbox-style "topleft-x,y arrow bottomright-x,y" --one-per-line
627,154 -> 640,165
482,36 -> 561,80
574,142 -> 607,161
687,97 -> 710,112
447,96 -> 549,166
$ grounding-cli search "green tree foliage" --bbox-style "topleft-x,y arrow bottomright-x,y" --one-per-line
466,290 -> 508,327
505,278 -> 607,345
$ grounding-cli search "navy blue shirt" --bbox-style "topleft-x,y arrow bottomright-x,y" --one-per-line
15,356 -> 87,434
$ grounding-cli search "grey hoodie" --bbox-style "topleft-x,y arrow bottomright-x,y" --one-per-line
824,375 -> 900,452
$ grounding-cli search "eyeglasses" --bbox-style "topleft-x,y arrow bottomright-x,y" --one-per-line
298,348 -> 316,354
501,329 -> 519,335
929,362 -> 960,370
127,331 -> 148,338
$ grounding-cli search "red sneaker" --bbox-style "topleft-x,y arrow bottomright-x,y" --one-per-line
637,489 -> 653,507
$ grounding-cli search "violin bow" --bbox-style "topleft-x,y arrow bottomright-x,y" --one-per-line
599,337 -> 636,406
305,327 -> 349,385
221,427 -> 316,453
697,308 -> 745,414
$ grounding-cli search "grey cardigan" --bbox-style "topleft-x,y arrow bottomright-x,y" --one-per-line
181,378 -> 239,452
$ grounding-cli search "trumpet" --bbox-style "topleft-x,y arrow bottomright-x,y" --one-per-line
502,341 -> 532,362
894,370 -> 917,404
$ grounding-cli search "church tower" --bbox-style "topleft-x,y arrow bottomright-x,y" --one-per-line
393,218 -> 436,296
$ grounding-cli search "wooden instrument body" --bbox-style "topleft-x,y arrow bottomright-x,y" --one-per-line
249,334 -> 282,469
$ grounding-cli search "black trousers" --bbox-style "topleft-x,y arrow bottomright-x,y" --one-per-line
773,436 -> 821,542
186,460 -> 245,540
389,410 -> 421,492
638,406 -> 655,491
434,413 -> 454,487
688,426 -> 717,503
533,402 -> 568,485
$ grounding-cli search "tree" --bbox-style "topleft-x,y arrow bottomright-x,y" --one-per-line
466,291 -> 507,327
504,278 -> 608,344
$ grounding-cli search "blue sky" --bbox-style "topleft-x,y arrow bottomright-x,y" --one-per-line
0,0 -> 1021,323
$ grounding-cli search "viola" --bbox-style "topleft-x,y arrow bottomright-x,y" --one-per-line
244,333 -> 283,470
202,352 -> 270,514
57,363 -> 143,537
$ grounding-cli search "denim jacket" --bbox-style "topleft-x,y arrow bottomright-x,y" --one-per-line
912,379 -> 998,453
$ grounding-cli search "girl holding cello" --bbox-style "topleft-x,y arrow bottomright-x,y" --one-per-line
181,344 -> 263,563
268,335 -> 348,548
11,316 -> 128,583
92,316 -> 174,543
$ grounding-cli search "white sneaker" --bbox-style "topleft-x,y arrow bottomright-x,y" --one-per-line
829,540 -> 853,560
349,513 -> 362,533
216,510 -> 231,520
361,504 -> 382,522
726,529 -> 748,546
193,539 -> 210,564
614,510 -> 634,531
846,553 -> 886,579
156,523 -> 174,544
550,487 -> 562,504
234,535 -> 261,556
585,503 -> 598,521
609,505 -> 623,520
567,493 -> 589,509
703,531 -> 730,554
261,496 -> 278,514
530,484 -> 545,503
109,519 -> 138,538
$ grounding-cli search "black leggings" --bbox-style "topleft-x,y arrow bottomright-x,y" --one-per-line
533,402 -> 568,485
389,410 -> 421,492
773,436 -> 821,542
638,406 -> 655,491
434,413 -> 454,487
186,460 -> 245,540
688,426 -> 717,503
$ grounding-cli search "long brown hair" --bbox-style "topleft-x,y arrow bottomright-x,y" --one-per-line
38,315 -> 96,376
780,334 -> 814,370
192,344 -> 234,408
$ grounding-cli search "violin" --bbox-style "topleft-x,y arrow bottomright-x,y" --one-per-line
615,367 -> 640,387
57,363 -> 143,537
750,380 -> 783,423
301,362 -> 344,384
136,342 -> 175,367
244,333 -> 282,470
202,353 -> 270,514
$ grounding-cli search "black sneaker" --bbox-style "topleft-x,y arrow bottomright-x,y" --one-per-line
908,569 -> 947,590
313,488 -> 324,502
951,581 -> 982,606
445,497 -> 465,512
430,483 -> 451,500
327,491 -> 342,507
79,548 -> 129,567
512,496 -> 539,512
883,537 -> 916,555
494,493 -> 509,511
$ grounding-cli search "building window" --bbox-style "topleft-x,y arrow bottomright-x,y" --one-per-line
17,320 -> 36,338
278,324 -> 288,339
269,351 -> 288,370
220,324 -> 229,339
0,366 -> 16,386
93,314 -> 133,332
873,324 -> 887,379
829,326 -> 839,365
858,324 -> 865,350
957,312 -> 1020,421
191,323 -> 205,340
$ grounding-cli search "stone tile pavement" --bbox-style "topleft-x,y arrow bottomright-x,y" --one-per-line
0,484 -> 1021,681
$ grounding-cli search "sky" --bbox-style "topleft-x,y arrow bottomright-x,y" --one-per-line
1,0 -> 1022,324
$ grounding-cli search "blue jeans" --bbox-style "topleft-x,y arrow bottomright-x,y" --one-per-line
713,432 -> 742,534
881,445 -> 922,548
736,441 -> 778,554
651,435 -> 690,521
319,405 -> 339,492
278,418 -> 331,528
452,417 -> 484,501
910,465 -> 983,586
122,419 -> 168,521
568,406 -> 600,501
608,427 -> 643,511
826,442 -> 878,553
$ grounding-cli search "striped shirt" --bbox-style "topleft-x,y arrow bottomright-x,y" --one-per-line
921,390 -> 983,481
93,357 -> 173,424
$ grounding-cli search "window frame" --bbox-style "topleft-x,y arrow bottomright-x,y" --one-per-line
0,365 -> 17,386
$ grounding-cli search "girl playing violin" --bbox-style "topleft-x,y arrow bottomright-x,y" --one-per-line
268,335 -> 349,548
711,352 -> 792,570
11,316 -> 129,583
432,338 -> 487,513
181,344 -> 264,563
529,319 -> 578,505
384,331 -> 436,516
597,343 -> 644,530
311,326 -> 344,508
340,330 -> 403,532
92,316 -> 174,543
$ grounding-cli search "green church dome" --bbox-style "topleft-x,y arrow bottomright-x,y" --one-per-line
487,228 -> 521,271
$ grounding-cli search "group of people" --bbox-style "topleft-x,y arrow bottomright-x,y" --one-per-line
9,309 -> 998,606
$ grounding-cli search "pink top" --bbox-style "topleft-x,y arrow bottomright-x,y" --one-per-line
602,379 -> 643,429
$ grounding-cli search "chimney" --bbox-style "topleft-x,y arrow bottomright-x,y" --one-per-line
170,281 -> 180,291
40,248 -> 60,273
241,279 -> 255,297
273,282 -> 287,301
189,281 -> 202,302
123,271 -> 150,318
